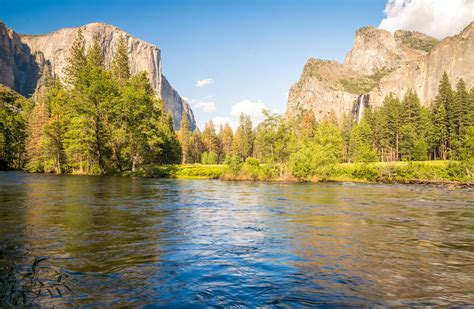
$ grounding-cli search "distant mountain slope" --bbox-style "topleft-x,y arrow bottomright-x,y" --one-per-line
0,21 -> 195,130
287,22 -> 473,122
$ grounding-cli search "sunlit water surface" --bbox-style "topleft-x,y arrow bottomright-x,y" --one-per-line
0,171 -> 473,307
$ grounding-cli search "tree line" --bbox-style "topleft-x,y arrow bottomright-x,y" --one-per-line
177,72 -> 473,178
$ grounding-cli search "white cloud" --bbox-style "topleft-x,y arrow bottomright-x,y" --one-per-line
193,100 -> 217,113
230,99 -> 268,125
379,0 -> 474,39
211,116 -> 238,131
196,78 -> 215,87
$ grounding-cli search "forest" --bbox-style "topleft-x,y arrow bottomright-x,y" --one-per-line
0,30 -> 473,182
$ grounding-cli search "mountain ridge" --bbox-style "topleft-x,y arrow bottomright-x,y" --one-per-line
0,21 -> 196,130
287,21 -> 474,122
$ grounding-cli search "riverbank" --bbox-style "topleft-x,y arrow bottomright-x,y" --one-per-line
127,160 -> 473,186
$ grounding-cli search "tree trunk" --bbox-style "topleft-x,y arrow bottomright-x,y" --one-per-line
94,119 -> 106,174
395,133 -> 399,161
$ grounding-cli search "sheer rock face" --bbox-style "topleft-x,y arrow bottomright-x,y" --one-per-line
160,75 -> 196,130
287,22 -> 473,122
286,60 -> 359,120
343,27 -> 432,75
369,23 -> 474,107
0,22 -> 43,97
0,22 -> 195,129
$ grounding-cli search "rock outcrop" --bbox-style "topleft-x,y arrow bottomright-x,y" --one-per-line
0,21 -> 45,96
0,22 -> 195,129
287,22 -> 473,122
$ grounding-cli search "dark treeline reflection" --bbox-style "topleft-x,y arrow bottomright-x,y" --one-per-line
0,172 -> 473,306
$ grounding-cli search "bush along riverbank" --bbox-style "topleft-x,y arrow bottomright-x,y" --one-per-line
131,160 -> 473,186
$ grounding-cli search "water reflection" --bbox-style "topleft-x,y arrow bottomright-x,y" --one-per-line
0,172 -> 473,306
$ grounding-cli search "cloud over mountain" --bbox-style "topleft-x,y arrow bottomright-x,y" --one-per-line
379,0 -> 474,39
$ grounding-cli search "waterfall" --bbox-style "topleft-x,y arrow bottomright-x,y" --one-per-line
357,95 -> 365,123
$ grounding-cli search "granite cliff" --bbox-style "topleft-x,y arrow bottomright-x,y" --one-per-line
0,22 -> 195,130
287,22 -> 473,122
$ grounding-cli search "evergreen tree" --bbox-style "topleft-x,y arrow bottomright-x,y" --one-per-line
219,123 -> 233,160
349,119 -> 378,163
177,110 -> 191,164
434,72 -> 455,153
159,112 -> 182,164
0,85 -> 29,169
64,28 -> 87,85
188,128 -> 204,163
380,94 -> 402,160
87,36 -> 105,68
232,114 -> 253,160
203,120 -> 219,153
42,79 -> 68,173
112,35 -> 131,82
25,99 -> 49,172
432,103 -> 448,160
454,78 -> 469,134
340,113 -> 353,162
401,89 -> 423,129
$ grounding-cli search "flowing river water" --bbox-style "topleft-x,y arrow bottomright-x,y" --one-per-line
0,171 -> 473,307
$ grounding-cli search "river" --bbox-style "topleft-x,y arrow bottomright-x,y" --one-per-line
0,171 -> 473,306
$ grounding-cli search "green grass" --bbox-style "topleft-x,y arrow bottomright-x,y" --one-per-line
329,161 -> 473,184
127,160 -> 472,185
133,164 -> 226,179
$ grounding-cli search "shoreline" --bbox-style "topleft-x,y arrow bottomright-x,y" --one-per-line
3,168 -> 471,188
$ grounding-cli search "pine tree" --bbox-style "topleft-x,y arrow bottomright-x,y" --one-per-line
159,112 -> 181,164
64,28 -> 87,85
42,79 -> 68,173
177,110 -> 191,164
380,94 -> 402,161
340,113 -> 354,162
349,119 -> 378,163
188,128 -> 204,163
87,36 -> 105,68
112,35 -> 131,82
434,72 -> 455,153
26,100 -> 50,172
203,120 -> 218,153
401,89 -> 423,129
219,123 -> 233,160
454,78 -> 469,134
232,114 -> 253,160
432,103 -> 448,160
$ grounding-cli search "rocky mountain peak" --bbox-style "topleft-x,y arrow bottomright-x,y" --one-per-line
288,22 -> 473,123
343,25 -> 428,75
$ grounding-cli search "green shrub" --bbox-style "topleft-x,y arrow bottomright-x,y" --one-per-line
240,158 -> 262,180
351,164 -> 381,181
288,145 -> 315,179
201,152 -> 208,164
225,155 -> 243,175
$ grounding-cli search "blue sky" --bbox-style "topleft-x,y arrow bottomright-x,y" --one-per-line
1,0 -> 392,129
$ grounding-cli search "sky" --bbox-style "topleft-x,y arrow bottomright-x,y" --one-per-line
1,0 -> 472,130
